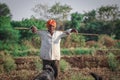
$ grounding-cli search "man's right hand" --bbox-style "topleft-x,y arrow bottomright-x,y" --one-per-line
31,26 -> 37,33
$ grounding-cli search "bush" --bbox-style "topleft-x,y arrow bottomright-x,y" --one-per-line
1,52 -> 16,72
0,16 -> 20,42
34,58 -> 42,71
61,34 -> 86,48
60,59 -> 71,72
98,35 -> 115,48
107,53 -> 119,71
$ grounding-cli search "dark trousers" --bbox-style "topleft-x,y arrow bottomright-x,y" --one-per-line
42,60 -> 59,79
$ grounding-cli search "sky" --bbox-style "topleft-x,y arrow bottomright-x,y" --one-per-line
0,0 -> 120,21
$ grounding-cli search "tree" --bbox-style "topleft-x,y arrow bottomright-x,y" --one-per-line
114,20 -> 120,39
32,3 -> 50,20
83,10 -> 96,22
0,16 -> 20,42
0,3 -> 11,17
0,3 -> 19,41
71,12 -> 83,31
32,2 -> 72,21
11,18 -> 46,39
49,2 -> 72,21
96,5 -> 120,21
32,2 -> 72,30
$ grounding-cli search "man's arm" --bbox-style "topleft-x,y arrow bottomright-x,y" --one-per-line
65,29 -> 78,35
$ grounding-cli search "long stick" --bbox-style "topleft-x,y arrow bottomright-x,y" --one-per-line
14,27 -> 30,30
78,33 -> 98,36
15,27 -> 99,36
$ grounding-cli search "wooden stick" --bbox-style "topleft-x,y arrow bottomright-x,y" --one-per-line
14,27 -> 30,30
78,33 -> 99,36
15,27 -> 99,36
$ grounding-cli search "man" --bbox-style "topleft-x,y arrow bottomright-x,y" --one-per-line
31,19 -> 78,79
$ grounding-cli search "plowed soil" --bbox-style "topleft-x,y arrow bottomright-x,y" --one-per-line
0,55 -> 120,80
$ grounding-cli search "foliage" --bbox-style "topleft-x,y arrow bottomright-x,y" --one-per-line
33,2 -> 72,21
0,3 -> 11,17
0,16 -> 20,41
98,35 -> 115,48
61,48 -> 95,55
107,53 -> 119,71
11,18 -> 46,39
32,3 -> 50,20
61,34 -> 86,48
0,52 -> 16,73
34,58 -> 42,71
0,41 -> 32,57
71,12 -> 83,31
60,59 -> 71,72
96,5 -> 119,21
70,73 -> 93,80
114,19 -> 120,39
49,2 -> 72,21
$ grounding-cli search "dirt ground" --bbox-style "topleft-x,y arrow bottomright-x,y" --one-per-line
0,55 -> 120,80
62,55 -> 120,80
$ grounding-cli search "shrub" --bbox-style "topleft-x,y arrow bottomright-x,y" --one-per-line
107,53 -> 119,71
34,58 -> 42,71
0,52 -> 4,73
98,35 -> 115,48
0,16 -> 20,42
60,59 -> 71,72
61,34 -> 86,48
2,53 -> 16,72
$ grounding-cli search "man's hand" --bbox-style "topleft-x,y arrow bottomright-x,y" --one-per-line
31,26 -> 37,33
71,29 -> 78,34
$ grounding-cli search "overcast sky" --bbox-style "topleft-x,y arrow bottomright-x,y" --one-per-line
0,0 -> 120,21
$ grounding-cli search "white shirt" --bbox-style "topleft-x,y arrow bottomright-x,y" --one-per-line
37,29 -> 71,60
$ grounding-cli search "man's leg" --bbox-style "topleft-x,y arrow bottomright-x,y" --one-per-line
42,60 -> 60,79
52,60 -> 59,79
42,60 -> 51,70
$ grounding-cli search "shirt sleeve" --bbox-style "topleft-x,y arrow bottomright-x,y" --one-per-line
36,30 -> 43,36
60,29 -> 72,38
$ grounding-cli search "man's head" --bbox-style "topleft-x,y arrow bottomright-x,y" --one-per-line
46,19 -> 56,32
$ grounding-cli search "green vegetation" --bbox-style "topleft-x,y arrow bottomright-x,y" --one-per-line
60,59 -> 71,72
70,73 -> 93,80
0,52 -> 16,73
107,53 -> 119,71
0,2 -> 120,80
61,48 -> 95,55
34,58 -> 42,71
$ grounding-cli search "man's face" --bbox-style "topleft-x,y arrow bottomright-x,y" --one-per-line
48,25 -> 56,32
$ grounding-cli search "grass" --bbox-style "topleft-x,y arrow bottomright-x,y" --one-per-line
0,52 -> 16,73
64,72 -> 94,80
107,53 -> 119,71
61,48 -> 95,56
60,59 -> 71,72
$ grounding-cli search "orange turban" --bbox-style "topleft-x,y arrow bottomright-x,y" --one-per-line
46,19 -> 56,28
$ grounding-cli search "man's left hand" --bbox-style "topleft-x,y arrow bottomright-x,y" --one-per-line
71,29 -> 78,34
